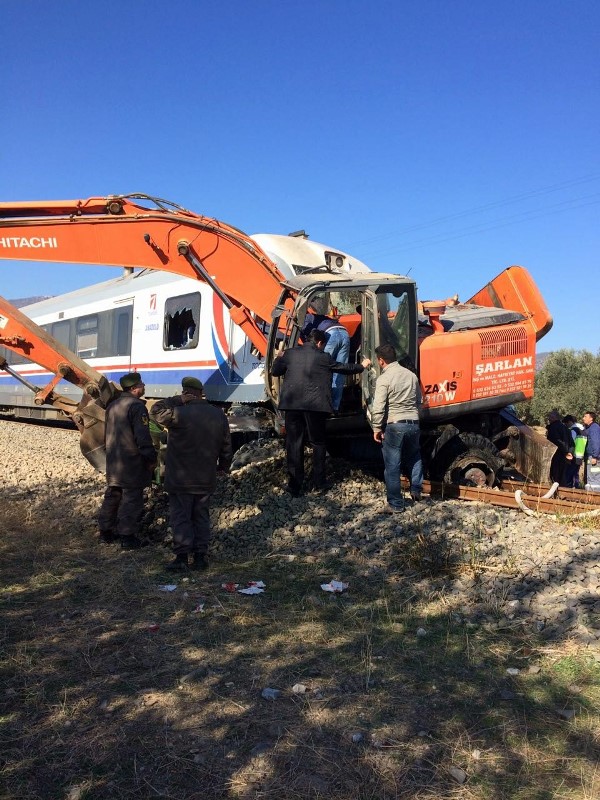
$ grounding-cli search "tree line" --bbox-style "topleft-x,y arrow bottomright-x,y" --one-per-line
516,350 -> 600,426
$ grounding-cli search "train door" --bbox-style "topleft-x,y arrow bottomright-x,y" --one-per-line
111,299 -> 134,369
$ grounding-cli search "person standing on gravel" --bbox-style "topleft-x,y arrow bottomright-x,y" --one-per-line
272,329 -> 369,496
150,377 -> 232,571
98,372 -> 157,549
582,411 -> 600,492
545,410 -> 574,487
371,344 -> 423,513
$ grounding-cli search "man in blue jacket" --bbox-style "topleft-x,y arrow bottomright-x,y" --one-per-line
583,411 -> 600,492
301,312 -> 352,411
272,330 -> 369,496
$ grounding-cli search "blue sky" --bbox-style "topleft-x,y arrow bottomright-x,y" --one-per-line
2,0 -> 598,352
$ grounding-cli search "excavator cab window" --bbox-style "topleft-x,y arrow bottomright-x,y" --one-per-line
375,289 -> 414,366
163,292 -> 200,351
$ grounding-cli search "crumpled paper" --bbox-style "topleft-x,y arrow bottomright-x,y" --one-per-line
157,584 -> 177,592
222,580 -> 266,595
320,580 -> 349,593
238,581 -> 266,595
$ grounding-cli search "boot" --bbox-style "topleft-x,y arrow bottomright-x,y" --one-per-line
190,552 -> 209,571
165,554 -> 189,571
98,530 -> 118,544
120,536 -> 150,550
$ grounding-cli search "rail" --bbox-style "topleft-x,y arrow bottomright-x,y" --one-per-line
402,477 -> 600,516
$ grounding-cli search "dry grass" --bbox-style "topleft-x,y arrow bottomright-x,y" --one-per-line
1,497 -> 600,800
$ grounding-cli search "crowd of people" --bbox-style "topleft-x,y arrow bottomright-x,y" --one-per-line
96,338 -> 424,567
97,372 -> 232,571
546,409 -> 600,491
94,338 -> 600,569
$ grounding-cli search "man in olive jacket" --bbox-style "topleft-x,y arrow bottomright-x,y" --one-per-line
272,329 -> 369,495
98,372 -> 157,549
150,377 -> 232,571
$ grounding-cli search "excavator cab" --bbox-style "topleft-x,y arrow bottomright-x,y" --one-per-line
265,273 -> 419,424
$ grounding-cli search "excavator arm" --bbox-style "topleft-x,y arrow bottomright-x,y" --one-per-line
0,194 -> 288,357
0,296 -> 117,470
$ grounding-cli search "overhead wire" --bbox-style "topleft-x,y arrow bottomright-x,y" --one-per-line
346,172 -> 600,253
361,193 -> 600,259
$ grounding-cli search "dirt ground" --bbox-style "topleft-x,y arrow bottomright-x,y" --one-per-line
1,420 -> 599,799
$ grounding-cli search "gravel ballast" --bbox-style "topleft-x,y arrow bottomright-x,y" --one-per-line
1,419 -> 599,650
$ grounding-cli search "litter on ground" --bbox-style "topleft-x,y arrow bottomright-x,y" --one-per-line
320,580 -> 349,593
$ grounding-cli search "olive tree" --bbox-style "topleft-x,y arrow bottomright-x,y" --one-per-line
518,349 -> 600,425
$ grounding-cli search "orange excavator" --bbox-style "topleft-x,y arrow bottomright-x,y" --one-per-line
0,193 -> 555,484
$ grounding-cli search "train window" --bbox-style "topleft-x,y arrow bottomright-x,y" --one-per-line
163,292 -> 200,350
0,344 -> 26,365
52,320 -> 72,350
76,315 -> 98,359
114,308 -> 132,356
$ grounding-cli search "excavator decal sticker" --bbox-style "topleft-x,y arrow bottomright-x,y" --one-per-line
423,380 -> 458,394
0,236 -> 58,248
474,357 -> 532,375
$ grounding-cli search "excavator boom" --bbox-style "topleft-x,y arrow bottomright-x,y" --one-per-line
0,295 -> 116,470
0,194 -> 287,356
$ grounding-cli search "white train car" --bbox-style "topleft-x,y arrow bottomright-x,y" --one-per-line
0,233 -> 372,419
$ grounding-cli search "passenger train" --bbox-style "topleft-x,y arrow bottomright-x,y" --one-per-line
0,233 -> 372,420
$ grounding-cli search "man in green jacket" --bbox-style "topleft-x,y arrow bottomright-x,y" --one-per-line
150,377 -> 232,571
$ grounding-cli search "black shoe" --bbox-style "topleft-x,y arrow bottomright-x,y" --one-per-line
286,484 -> 302,498
313,481 -> 333,493
120,536 -> 150,550
98,530 -> 118,544
410,491 -> 422,502
190,552 -> 209,571
165,554 -> 189,571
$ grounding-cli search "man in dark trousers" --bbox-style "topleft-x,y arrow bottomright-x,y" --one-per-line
98,372 -> 157,549
150,377 -> 232,571
546,409 -> 574,487
272,330 -> 369,496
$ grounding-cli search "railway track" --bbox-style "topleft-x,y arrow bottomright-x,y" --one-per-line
404,476 -> 600,515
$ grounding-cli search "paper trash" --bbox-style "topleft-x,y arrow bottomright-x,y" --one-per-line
321,580 -> 349,593
157,584 -> 177,592
238,581 -> 266,595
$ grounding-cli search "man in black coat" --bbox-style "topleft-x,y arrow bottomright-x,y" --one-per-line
150,377 -> 232,571
272,330 -> 369,495
546,409 -> 574,487
97,372 -> 157,548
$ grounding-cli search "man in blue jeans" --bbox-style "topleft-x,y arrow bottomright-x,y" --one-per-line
370,344 -> 423,513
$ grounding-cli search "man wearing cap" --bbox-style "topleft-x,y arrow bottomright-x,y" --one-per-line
98,372 -> 157,548
150,377 -> 232,571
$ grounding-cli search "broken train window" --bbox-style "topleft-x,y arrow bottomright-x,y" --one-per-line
163,292 -> 201,350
